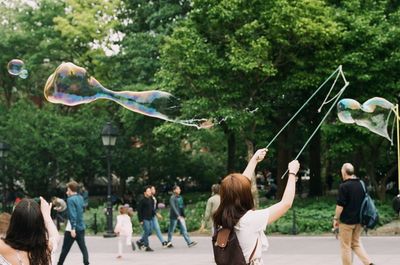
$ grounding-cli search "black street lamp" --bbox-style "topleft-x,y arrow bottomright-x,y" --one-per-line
101,122 -> 118,238
0,142 -> 10,212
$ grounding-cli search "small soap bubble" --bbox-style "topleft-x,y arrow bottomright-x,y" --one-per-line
19,69 -> 29,79
7,59 -> 25,76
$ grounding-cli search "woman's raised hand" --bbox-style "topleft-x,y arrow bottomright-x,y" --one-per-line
253,148 -> 268,162
288,160 -> 300,175
40,196 -> 52,220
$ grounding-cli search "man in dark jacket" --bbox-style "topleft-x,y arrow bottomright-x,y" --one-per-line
333,163 -> 374,265
137,186 -> 155,251
167,185 -> 197,248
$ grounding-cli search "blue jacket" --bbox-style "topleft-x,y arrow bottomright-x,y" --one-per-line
67,194 -> 86,231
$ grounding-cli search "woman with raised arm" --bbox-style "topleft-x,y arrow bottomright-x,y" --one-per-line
0,197 -> 60,265
213,148 -> 300,265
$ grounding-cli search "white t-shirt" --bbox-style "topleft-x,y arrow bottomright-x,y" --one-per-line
234,209 -> 270,263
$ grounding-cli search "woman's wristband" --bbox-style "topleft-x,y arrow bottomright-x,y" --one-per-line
288,172 -> 296,176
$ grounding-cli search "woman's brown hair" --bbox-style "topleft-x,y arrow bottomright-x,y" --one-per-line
213,173 -> 254,229
5,199 -> 51,265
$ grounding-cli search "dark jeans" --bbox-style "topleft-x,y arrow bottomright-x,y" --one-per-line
140,219 -> 152,247
57,230 -> 89,265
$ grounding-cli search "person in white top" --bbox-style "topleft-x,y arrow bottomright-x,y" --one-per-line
114,204 -> 133,259
213,148 -> 300,265
0,197 -> 60,265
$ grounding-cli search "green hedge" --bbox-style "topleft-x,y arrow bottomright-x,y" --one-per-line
264,197 -> 397,234
82,196 -> 397,235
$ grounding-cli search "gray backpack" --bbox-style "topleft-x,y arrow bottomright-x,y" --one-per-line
359,180 -> 379,229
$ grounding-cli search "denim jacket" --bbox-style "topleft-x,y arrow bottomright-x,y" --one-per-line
67,194 -> 86,231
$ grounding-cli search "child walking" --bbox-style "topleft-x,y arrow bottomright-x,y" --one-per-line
114,204 -> 133,259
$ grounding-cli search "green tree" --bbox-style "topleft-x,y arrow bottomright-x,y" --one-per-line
320,0 -> 400,199
158,0 -> 342,198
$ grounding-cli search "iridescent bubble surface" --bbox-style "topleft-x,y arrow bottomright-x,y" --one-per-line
44,62 -> 213,129
7,59 -> 27,78
337,97 -> 394,140
18,69 -> 29,79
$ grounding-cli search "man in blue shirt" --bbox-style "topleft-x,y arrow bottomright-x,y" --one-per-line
57,181 -> 90,265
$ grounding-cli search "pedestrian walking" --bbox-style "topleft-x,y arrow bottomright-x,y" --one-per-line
136,186 -> 155,252
57,181 -> 90,265
51,196 -> 67,230
114,204 -> 133,259
333,163 -> 374,265
80,186 -> 89,211
167,185 -> 197,248
201,184 -> 220,234
150,186 -> 168,247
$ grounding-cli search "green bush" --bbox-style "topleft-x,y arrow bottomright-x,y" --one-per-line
83,196 -> 397,235
263,197 -> 397,234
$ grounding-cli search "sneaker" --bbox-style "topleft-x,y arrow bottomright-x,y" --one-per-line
162,241 -> 168,248
140,245 -> 147,251
145,246 -> 154,252
188,241 -> 198,248
136,240 -> 144,249
166,241 -> 173,248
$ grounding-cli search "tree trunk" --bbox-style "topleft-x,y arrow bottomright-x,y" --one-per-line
245,139 -> 259,208
227,130 -> 236,174
376,165 -> 396,200
309,129 -> 322,197
277,131 -> 290,199
119,175 -> 127,198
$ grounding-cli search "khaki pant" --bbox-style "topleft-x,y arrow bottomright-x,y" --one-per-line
339,223 -> 371,265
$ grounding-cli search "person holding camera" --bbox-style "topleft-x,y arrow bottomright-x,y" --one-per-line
0,197 -> 59,265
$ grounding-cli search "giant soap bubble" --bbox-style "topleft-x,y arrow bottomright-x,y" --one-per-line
337,97 -> 394,140
44,62 -> 212,129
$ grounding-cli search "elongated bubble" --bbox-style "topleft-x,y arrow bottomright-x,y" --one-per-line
337,97 -> 394,140
44,62 -> 213,129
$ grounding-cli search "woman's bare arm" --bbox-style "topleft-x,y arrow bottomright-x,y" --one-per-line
242,148 -> 268,180
40,197 -> 60,252
267,160 -> 300,225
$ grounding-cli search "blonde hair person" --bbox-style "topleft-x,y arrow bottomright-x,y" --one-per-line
114,205 -> 133,259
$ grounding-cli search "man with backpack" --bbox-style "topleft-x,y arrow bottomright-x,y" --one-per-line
333,163 -> 374,265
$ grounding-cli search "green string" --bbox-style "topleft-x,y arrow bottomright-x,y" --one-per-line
265,66 -> 343,149
260,65 -> 349,178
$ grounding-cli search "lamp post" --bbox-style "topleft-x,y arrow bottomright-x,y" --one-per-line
0,142 -> 10,212
101,122 -> 118,238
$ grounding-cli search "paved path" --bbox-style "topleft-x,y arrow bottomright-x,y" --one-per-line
53,235 -> 399,265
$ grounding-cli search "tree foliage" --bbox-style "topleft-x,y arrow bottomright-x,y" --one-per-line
0,0 -> 399,200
